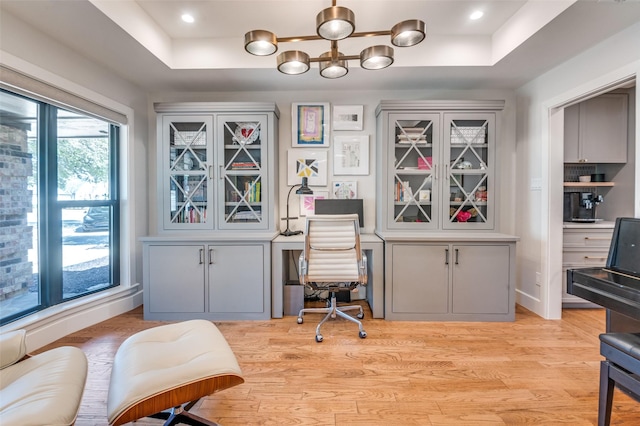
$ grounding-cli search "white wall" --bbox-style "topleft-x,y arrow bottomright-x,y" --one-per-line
515,22 -> 640,319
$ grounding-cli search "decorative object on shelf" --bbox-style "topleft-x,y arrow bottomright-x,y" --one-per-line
288,149 -> 328,186
233,122 -> 259,145
332,105 -> 363,130
243,0 -> 426,79
300,191 -> 329,217
281,177 -> 314,236
292,103 -> 330,146
333,135 -> 369,175
332,181 -> 357,199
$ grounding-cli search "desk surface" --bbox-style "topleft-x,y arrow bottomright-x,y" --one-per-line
272,233 -> 383,245
271,233 -> 384,319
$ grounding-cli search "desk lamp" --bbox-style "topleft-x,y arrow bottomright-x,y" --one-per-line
281,177 -> 313,236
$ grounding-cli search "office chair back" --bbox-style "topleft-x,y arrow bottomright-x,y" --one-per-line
300,214 -> 367,286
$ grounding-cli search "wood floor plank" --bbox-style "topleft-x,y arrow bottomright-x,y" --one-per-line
34,304 -> 640,425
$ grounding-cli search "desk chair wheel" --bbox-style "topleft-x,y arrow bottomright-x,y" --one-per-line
297,317 -> 303,324
315,334 -> 323,343
357,312 -> 364,319
359,330 -> 367,339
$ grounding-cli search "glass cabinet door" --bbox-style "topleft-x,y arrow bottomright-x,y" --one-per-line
164,116 -> 213,230
389,114 -> 440,229
444,114 -> 494,229
217,115 -> 268,230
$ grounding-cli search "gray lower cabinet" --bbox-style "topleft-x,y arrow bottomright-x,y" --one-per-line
385,240 -> 515,321
562,225 -> 614,307
143,239 -> 270,320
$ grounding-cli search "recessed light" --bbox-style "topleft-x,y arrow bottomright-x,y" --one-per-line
181,13 -> 195,23
470,10 -> 484,20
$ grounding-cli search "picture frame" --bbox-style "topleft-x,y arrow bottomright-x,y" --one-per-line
292,102 -> 330,147
332,104 -> 363,131
332,181 -> 358,199
333,135 -> 369,175
299,191 -> 329,216
287,149 -> 328,186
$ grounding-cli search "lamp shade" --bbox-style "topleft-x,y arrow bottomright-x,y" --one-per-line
360,45 -> 394,70
319,51 -> 348,79
391,19 -> 426,47
244,30 -> 278,55
316,6 -> 355,40
277,51 -> 311,75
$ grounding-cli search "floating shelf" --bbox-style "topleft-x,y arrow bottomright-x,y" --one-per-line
563,182 -> 615,187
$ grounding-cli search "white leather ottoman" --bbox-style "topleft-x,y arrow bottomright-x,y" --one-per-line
107,319 -> 244,426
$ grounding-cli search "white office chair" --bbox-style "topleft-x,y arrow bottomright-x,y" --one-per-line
297,214 -> 368,342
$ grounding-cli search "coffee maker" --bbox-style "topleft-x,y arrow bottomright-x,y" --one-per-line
563,192 -> 604,222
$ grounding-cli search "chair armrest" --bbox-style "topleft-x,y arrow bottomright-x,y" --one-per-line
0,329 -> 27,370
298,252 -> 308,285
359,252 -> 368,285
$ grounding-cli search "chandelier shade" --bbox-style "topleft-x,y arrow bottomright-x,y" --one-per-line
316,6 -> 355,40
319,51 -> 349,78
390,19 -> 426,47
244,0 -> 426,79
277,50 -> 310,75
360,45 -> 394,70
244,30 -> 278,56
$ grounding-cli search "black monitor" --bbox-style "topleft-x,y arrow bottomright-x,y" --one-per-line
607,217 -> 640,275
314,199 -> 364,228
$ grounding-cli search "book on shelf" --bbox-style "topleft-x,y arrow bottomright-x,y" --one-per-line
231,162 -> 259,169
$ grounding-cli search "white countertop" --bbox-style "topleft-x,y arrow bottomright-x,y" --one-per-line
563,221 -> 616,229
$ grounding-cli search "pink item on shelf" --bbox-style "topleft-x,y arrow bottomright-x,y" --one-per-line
456,211 -> 472,222
417,157 -> 432,170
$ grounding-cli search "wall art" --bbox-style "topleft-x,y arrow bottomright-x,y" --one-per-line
292,102 -> 330,146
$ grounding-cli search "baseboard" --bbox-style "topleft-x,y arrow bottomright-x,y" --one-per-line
2,284 -> 143,352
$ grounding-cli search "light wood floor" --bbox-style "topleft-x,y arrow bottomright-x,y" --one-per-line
36,303 -> 639,425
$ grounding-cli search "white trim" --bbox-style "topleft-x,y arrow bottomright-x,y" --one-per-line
540,63 -> 638,319
0,49 -> 142,342
1,285 -> 142,352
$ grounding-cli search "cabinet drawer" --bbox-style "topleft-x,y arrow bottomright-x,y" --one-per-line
563,230 -> 613,248
563,250 -> 609,266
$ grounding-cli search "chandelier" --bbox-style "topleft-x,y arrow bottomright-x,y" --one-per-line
244,0 -> 426,79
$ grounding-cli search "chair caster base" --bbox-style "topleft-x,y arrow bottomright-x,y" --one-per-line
359,330 -> 367,339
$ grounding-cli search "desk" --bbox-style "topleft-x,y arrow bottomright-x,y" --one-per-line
272,234 -> 384,318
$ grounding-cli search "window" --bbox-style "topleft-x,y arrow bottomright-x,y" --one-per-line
0,89 -> 120,325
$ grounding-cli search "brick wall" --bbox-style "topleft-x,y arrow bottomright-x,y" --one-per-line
0,120 -> 34,301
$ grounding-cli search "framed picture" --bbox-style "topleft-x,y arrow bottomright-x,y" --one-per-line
299,191 -> 329,216
292,102 -> 330,147
287,149 -> 328,186
333,135 -> 369,175
332,105 -> 363,131
333,181 -> 357,199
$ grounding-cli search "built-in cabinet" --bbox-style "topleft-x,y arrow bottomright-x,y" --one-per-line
564,93 -> 628,163
385,238 -> 515,321
143,102 -> 279,321
376,103 -> 497,231
376,101 -> 517,321
143,241 -> 269,320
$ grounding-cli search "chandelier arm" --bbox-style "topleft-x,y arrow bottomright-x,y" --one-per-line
276,35 -> 324,43
309,55 -> 359,63
350,30 -> 392,38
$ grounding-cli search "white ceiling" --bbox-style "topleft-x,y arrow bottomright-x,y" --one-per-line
2,0 -> 640,92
